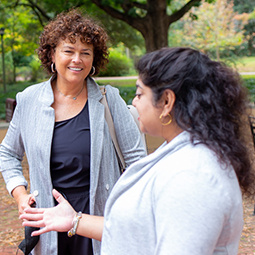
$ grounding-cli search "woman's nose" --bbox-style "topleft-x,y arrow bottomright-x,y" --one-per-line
72,53 -> 82,63
132,97 -> 137,106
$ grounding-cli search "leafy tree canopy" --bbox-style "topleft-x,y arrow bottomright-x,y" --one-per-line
232,0 -> 255,13
0,0 -> 216,52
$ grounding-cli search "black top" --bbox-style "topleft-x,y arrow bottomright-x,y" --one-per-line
50,102 -> 91,190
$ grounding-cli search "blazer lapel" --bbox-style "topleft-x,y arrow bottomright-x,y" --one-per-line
87,78 -> 105,203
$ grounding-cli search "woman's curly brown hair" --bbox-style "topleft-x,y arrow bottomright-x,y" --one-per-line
37,8 -> 109,76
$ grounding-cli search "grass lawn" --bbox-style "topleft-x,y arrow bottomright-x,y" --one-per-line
233,56 -> 255,73
96,78 -> 137,87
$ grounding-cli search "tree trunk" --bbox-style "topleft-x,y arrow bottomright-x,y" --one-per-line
137,0 -> 169,52
11,48 -> 16,83
91,0 -> 202,52
139,14 -> 169,52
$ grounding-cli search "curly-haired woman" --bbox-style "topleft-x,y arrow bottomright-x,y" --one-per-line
0,9 -> 146,255
21,47 -> 254,255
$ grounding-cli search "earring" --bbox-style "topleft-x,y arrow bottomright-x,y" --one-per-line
51,63 -> 56,73
90,66 -> 95,76
159,113 -> 172,126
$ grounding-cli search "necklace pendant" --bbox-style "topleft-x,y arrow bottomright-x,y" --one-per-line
73,97 -> 77,100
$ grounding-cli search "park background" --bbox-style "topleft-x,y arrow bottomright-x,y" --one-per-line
0,0 -> 255,115
0,0 -> 255,254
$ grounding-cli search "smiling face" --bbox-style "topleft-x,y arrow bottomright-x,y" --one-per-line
52,38 -> 94,86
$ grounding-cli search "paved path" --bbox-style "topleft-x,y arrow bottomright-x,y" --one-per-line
0,125 -> 7,141
0,126 -> 26,254
0,122 -> 9,129
240,72 -> 255,75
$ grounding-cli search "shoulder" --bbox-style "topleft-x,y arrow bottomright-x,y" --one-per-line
160,139 -> 221,171
154,142 -> 227,182
104,85 -> 121,99
103,85 -> 128,111
17,79 -> 50,101
152,142 -> 240,203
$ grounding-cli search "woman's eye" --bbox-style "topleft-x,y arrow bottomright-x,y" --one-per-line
135,93 -> 142,99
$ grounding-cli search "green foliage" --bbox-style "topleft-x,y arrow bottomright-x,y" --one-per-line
242,75 -> 255,102
179,0 -> 243,60
1,5 -> 41,55
29,55 -> 48,82
13,52 -> 33,67
116,86 -> 137,105
0,52 -> 12,83
0,4 -> 42,83
233,0 -> 255,13
0,81 -> 32,119
99,49 -> 134,76
96,78 -> 137,103
232,56 -> 255,72
102,16 -> 144,50
243,18 -> 255,56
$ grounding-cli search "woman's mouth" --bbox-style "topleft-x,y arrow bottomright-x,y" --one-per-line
68,67 -> 83,71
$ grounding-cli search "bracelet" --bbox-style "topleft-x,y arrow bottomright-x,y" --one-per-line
67,211 -> 82,237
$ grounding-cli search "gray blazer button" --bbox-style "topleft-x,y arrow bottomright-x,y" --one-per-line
106,184 -> 109,191
33,190 -> 39,197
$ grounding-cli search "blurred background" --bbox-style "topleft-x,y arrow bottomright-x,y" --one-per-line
0,0 -> 255,121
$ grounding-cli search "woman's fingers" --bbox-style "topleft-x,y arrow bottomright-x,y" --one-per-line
30,228 -> 46,236
52,189 -> 66,204
18,194 -> 33,215
19,189 -> 76,234
23,207 -> 46,214
24,224 -> 49,237
22,219 -> 44,228
20,211 -> 44,221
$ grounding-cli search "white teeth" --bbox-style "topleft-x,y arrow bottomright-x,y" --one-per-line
69,67 -> 82,71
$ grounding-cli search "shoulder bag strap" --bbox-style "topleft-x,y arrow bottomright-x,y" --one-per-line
99,86 -> 126,172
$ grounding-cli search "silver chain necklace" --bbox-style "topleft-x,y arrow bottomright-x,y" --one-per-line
56,84 -> 84,100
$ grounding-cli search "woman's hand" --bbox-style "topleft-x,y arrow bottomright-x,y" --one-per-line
12,186 -> 36,215
20,189 -> 76,236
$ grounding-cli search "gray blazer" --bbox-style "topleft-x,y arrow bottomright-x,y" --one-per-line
0,77 -> 146,255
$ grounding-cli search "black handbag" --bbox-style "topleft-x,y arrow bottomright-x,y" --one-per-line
17,202 -> 40,255
18,226 -> 40,255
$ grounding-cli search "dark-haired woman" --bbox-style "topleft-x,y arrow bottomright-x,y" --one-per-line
21,47 -> 254,255
0,9 -> 146,255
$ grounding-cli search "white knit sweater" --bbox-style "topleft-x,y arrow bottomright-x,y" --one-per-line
101,131 -> 243,255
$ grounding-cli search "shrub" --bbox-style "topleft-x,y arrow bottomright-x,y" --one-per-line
99,50 -> 134,77
0,81 -> 32,120
116,86 -> 137,105
29,55 -> 48,82
242,75 -> 255,102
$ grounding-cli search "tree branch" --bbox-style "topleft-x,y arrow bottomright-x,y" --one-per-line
4,0 -> 51,26
91,0 -> 142,26
27,0 -> 51,21
126,1 -> 147,10
168,0 -> 202,24
29,5 -> 46,27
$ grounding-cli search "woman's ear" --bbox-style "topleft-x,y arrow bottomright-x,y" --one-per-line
161,89 -> 175,116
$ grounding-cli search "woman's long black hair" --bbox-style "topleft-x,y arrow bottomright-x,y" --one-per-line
137,47 -> 254,195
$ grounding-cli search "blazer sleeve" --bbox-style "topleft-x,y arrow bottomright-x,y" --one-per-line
0,92 -> 27,195
105,85 -> 147,168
